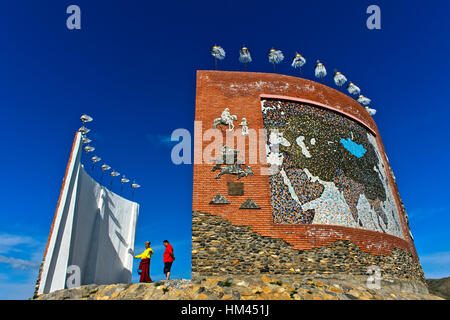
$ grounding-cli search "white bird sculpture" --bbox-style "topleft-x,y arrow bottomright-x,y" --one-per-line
357,95 -> 372,106
80,114 -> 93,123
83,145 -> 95,153
314,60 -> 327,82
211,45 -> 225,70
239,46 -> 252,71
291,53 -> 306,76
82,137 -> 91,144
333,70 -> 347,87
110,170 -> 120,188
268,48 -> 284,73
365,107 -> 377,116
120,175 -> 130,195
90,156 -> 101,173
347,82 -> 361,96
79,126 -> 90,134
131,180 -> 141,200
100,164 -> 111,183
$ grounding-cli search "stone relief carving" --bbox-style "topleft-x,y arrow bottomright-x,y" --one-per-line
240,199 -> 260,209
213,107 -> 237,131
209,194 -> 230,204
239,118 -> 249,136
210,145 -> 254,180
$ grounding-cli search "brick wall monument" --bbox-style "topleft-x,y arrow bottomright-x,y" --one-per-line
191,70 -> 425,286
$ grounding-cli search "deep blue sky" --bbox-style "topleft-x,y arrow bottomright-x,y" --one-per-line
0,0 -> 449,299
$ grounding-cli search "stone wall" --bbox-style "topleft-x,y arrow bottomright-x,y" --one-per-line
192,211 -> 426,285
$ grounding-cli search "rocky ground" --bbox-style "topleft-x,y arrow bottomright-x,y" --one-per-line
34,275 -> 443,300
426,277 -> 450,300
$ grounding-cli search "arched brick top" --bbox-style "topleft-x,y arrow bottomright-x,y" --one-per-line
197,70 -> 379,134
259,94 -> 377,136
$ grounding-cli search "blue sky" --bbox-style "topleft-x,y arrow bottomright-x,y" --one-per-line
1,0 -> 449,299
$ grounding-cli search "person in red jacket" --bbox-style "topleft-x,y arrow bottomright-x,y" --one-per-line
162,240 -> 175,280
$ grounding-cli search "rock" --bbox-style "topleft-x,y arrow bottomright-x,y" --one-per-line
314,281 -> 324,288
34,276 -> 443,301
196,293 -> 209,300
426,277 -> 450,300
276,287 -> 286,293
232,290 -> 241,300
262,286 -> 271,294
323,293 -> 337,300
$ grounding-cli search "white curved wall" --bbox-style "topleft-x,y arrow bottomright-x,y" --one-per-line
37,133 -> 139,294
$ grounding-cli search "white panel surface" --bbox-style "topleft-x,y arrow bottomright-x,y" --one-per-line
38,133 -> 139,294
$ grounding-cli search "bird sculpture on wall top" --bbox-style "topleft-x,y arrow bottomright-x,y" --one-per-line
76,114 -> 141,196
333,70 -> 347,88
91,156 -> 101,173
211,45 -> 226,70
80,114 -> 93,123
100,164 -> 110,183
204,46 -> 380,114
239,46 -> 252,71
79,126 -> 90,134
314,60 -> 327,82
84,145 -> 94,153
365,107 -> 377,116
347,82 -> 361,96
291,52 -> 306,76
268,48 -> 284,73
82,137 -> 91,144
131,180 -> 141,200
357,95 -> 371,106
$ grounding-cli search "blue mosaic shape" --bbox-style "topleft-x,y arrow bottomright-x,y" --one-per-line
340,138 -> 367,158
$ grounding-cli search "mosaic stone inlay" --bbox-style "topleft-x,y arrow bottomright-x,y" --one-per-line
262,99 -> 403,239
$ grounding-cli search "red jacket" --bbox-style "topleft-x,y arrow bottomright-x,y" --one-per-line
163,244 -> 174,263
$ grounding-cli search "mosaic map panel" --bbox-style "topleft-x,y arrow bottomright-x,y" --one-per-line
262,99 -> 403,239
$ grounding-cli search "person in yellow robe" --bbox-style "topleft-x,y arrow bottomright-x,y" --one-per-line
134,241 -> 153,282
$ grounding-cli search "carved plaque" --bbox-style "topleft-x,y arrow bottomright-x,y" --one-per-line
227,182 -> 244,196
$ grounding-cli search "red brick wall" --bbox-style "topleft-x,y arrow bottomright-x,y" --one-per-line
192,70 -> 418,260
